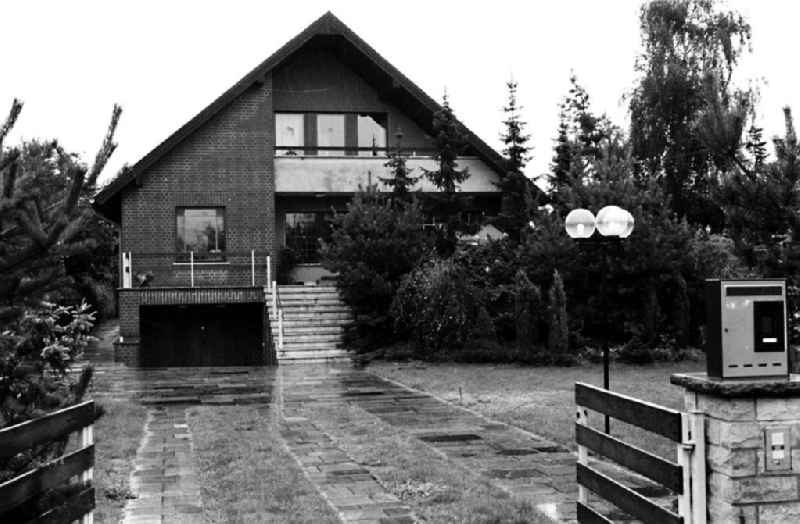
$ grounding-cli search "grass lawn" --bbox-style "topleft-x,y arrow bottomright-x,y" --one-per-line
92,399 -> 148,523
369,359 -> 704,460
189,405 -> 339,523
307,402 -> 553,524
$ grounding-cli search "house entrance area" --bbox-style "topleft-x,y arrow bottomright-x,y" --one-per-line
139,303 -> 265,367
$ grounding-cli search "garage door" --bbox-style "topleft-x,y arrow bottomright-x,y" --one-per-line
140,304 -> 265,367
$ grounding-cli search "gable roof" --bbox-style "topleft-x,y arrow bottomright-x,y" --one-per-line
93,11 -> 511,221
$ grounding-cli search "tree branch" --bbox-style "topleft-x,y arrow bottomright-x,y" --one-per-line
85,104 -> 121,188
0,98 -> 22,154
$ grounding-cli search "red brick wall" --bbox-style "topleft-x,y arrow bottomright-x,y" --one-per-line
120,76 -> 276,288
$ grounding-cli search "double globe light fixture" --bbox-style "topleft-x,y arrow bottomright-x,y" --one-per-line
564,205 -> 635,240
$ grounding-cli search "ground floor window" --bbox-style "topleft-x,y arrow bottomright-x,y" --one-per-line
285,212 -> 333,263
176,207 -> 225,261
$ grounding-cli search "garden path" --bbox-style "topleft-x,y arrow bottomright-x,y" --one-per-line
85,326 -> 667,523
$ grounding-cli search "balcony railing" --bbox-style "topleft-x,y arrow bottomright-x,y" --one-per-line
273,145 -> 437,157
120,250 -> 272,289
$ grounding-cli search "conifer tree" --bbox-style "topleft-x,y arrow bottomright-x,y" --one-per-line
381,129 -> 419,198
0,100 -> 121,323
423,93 -> 470,193
547,270 -> 569,356
422,93 -> 471,255
496,80 -> 533,242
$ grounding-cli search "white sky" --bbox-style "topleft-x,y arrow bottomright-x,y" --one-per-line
1,0 -> 797,185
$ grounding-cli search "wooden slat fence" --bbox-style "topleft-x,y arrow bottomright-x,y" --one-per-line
0,400 -> 96,523
575,383 -> 706,524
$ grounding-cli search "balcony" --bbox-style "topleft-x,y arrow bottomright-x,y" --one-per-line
274,148 -> 500,193
120,250 -> 272,289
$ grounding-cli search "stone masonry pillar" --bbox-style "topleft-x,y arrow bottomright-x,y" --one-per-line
672,373 -> 800,523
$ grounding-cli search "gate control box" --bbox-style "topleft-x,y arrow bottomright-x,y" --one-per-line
705,279 -> 788,379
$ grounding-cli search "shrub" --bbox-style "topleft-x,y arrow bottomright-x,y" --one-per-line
547,270 -> 569,356
0,301 -> 101,482
514,269 -> 543,358
393,258 -> 491,358
452,238 -> 521,341
320,188 -> 432,352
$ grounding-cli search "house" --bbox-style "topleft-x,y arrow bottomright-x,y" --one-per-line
93,11 -> 510,366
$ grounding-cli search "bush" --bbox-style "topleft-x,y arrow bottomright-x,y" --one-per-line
393,258 -> 492,358
0,301 -> 101,482
320,188 -> 433,352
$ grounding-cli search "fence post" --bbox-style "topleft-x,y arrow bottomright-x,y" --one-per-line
689,411 -> 707,524
266,255 -> 271,287
122,252 -> 132,288
576,406 -> 588,505
678,412 -> 693,524
190,251 -> 194,287
81,421 -> 94,524
251,250 -> 255,287
272,280 -> 277,312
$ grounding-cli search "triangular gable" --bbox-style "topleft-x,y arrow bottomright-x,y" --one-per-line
93,11 -> 509,220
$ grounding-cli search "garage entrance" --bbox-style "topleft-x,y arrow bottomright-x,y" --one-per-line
140,303 -> 265,367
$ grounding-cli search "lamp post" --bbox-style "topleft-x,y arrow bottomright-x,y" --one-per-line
565,205 -> 634,433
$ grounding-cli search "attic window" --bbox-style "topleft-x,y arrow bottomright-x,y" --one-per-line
357,113 -> 387,156
276,113 -> 304,155
317,114 -> 345,156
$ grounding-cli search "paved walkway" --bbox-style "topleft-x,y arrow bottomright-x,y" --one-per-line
85,327 -> 668,523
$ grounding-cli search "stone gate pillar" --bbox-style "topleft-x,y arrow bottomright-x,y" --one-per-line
672,373 -> 800,523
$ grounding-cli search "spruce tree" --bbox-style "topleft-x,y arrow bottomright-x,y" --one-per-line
496,80 -> 533,242
381,129 -> 420,198
423,92 -> 470,193
422,93 -> 471,255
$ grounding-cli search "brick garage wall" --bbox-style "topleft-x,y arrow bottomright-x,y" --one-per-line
114,288 -> 274,366
120,75 -> 277,287
685,391 -> 800,522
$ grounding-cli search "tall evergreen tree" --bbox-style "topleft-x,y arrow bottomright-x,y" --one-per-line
381,129 -> 420,199
423,93 -> 470,193
496,80 -> 533,242
548,75 -> 617,211
422,93 -> 471,255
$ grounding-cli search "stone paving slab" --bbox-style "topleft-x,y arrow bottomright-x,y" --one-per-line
279,364 -> 678,523
279,416 -> 417,523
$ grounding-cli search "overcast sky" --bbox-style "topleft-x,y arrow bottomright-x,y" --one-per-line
2,0 -> 797,185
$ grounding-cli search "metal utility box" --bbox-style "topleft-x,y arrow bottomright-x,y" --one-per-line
705,279 -> 789,379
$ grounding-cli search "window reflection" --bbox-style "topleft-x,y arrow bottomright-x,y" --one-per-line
317,114 -> 345,156
357,113 -> 387,156
276,113 -> 304,155
176,208 -> 225,261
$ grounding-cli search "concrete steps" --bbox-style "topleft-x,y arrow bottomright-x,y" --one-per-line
269,284 -> 352,362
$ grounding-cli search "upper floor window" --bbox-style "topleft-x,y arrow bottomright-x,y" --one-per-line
357,113 -> 387,156
276,113 -> 304,155
274,112 -> 388,156
317,114 -> 345,156
176,207 -> 225,261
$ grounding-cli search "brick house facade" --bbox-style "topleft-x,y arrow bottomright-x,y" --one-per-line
94,12 -> 510,366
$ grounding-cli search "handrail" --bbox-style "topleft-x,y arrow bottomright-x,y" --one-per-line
271,280 -> 284,352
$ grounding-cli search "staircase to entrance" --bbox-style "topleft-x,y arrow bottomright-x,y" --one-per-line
269,284 -> 351,362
